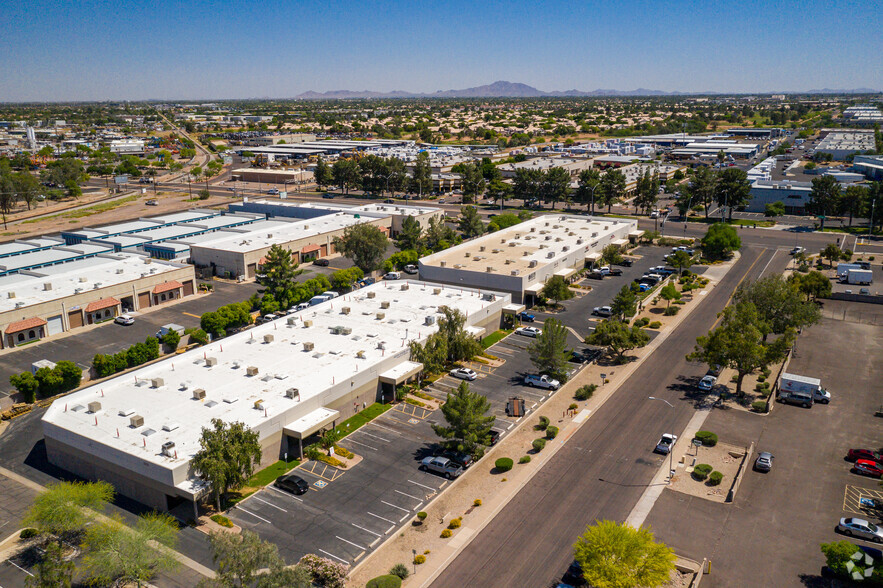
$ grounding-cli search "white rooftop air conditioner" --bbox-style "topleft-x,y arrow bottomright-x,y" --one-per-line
376,312 -> 385,320
87,401 -> 101,413
341,307 -> 350,315
161,441 -> 175,457
205,357 -> 217,367
151,378 -> 164,388
367,292 -> 376,299
263,334 -> 274,344
381,301 -> 390,309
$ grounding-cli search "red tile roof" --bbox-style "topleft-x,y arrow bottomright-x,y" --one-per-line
84,297 -> 120,313
301,244 -> 321,253
5,317 -> 48,334
153,280 -> 183,295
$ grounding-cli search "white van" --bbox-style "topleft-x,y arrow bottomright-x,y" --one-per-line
308,294 -> 332,306
384,272 -> 401,280
321,291 -> 339,299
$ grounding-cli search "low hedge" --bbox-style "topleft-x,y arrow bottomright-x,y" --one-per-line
546,426 -> 559,439
532,438 -> 546,452
416,511 -> 427,521
494,457 -> 514,472
575,384 -> 597,401
648,321 -> 662,329
210,514 -> 233,528
20,528 -> 39,539
694,431 -> 718,447
692,464 -> 713,481
708,471 -> 724,486
519,455 -> 531,464
367,575 -> 402,588
663,306 -> 679,316
751,400 -> 768,413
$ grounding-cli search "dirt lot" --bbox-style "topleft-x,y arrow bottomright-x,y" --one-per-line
670,442 -> 746,504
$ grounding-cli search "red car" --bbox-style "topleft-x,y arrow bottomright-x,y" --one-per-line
847,449 -> 882,463
854,460 -> 883,478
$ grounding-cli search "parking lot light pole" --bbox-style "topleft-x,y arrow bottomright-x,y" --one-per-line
648,396 -> 675,482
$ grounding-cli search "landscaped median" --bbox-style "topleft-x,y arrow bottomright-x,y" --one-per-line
348,256 -> 740,587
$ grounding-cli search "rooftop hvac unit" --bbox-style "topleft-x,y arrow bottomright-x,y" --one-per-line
246,366 -> 259,376
563,246 -> 569,251
505,259 -> 512,264
509,242 -> 517,247
500,238 -> 506,244
400,284 -> 409,291
287,317 -> 297,325
367,292 -> 376,299
285,388 -> 299,399
263,334 -> 274,344
192,389 -> 206,400
15,302 -> 24,308
254,399 -> 264,410
377,341 -> 386,350
6,291 -> 13,299
129,415 -> 144,428
439,261 -> 446,267
492,249 -> 501,253
356,350 -> 366,358
376,312 -> 385,320
161,441 -> 175,457
205,357 -> 217,367
380,301 -> 390,309
341,307 -> 351,315
87,401 -> 101,413
486,266 -> 494,272
523,251 -> 530,256
547,251 -> 554,258
479,246 -> 485,252
576,239 -> 583,245
464,252 -> 471,257
545,235 -> 552,241
425,315 -> 436,326
529,260 -> 538,268
151,378 -> 164,388
433,288 -> 442,294
482,293 -> 495,301
555,237 -> 563,242
116,268 -> 124,274
303,320 -> 313,327
515,234 -> 521,239
303,342 -> 314,351
592,232 -> 598,237
511,270 -> 520,276
43,283 -> 52,291
79,277 -> 87,283
530,227 -> 536,232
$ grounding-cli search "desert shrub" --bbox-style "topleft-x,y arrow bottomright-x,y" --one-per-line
368,576 -> 402,588
708,471 -> 724,486
649,321 -> 662,329
664,306 -> 679,316
568,403 -> 578,411
762,367 -> 771,377
634,317 -> 650,327
546,426 -> 559,439
440,529 -> 452,538
210,514 -> 233,527
757,375 -> 766,383
519,456 -> 531,464
448,517 -> 462,529
389,563 -> 409,580
494,458 -> 513,472
575,384 -> 597,400
695,431 -> 718,447
413,555 -> 426,565
692,464 -> 713,481
416,511 -> 427,521
532,438 -> 546,452
751,400 -> 768,413
473,499 -> 482,506
19,528 -> 39,539
535,416 -> 550,431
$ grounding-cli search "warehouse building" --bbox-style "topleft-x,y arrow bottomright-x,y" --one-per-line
242,133 -> 316,147
813,130 -> 875,160
419,215 -> 639,304
0,243 -> 113,277
41,280 -> 509,515
61,210 -> 221,245
0,253 -> 196,349
745,179 -> 813,215
854,155 -> 883,180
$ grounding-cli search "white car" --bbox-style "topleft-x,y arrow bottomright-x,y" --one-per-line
114,314 -> 135,326
384,271 -> 401,280
790,246 -> 805,255
697,375 -> 716,391
655,434 -> 677,455
598,266 -> 611,276
450,367 -> 478,381
515,326 -> 542,338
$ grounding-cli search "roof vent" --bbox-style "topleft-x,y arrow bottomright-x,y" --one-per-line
285,388 -> 299,399
246,366 -> 259,376
223,396 -> 239,404
205,357 -> 217,367
376,312 -> 385,320
129,415 -> 144,428
151,378 -> 164,388
118,408 -> 135,417
192,389 -> 206,400
380,301 -> 390,309
162,423 -> 179,432
263,334 -> 274,344
87,401 -> 101,413
161,441 -> 175,457
43,283 -> 52,291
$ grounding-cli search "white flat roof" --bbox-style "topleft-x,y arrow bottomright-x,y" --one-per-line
284,407 -> 340,438
42,281 -> 509,476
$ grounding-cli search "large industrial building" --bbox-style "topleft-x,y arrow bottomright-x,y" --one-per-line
813,130 -> 876,160
418,215 -> 639,304
744,179 -> 813,215
0,253 -> 196,349
41,280 -> 510,515
854,155 -> 883,180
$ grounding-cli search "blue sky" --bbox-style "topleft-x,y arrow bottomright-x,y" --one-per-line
1,0 -> 880,101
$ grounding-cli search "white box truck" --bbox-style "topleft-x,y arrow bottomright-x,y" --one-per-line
777,373 -> 830,407
836,263 -> 861,279
843,269 -> 873,285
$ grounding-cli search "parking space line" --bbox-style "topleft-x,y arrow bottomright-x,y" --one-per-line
236,506 -> 272,524
370,536 -> 382,547
344,438 -> 378,451
365,422 -> 401,435
408,479 -> 437,491
381,500 -> 411,513
395,489 -> 421,500
252,496 -> 287,512
399,513 -> 410,522
368,511 -> 396,525
318,549 -> 349,564
7,559 -> 35,577
352,523 -> 381,537
359,431 -> 390,442
266,486 -> 304,501
336,536 -> 367,551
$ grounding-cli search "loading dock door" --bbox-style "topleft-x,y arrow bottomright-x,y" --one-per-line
182,280 -> 194,296
46,315 -> 63,335
137,292 -> 151,309
67,310 -> 84,329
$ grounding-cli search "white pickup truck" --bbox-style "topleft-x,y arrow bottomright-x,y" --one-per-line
524,374 -> 560,390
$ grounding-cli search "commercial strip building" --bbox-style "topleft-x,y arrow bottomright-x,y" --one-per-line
854,155 -> 883,180
0,253 -> 196,349
41,280 -> 510,515
229,168 -> 313,185
813,130 -> 876,160
60,210 -> 222,245
418,215 -> 639,304
242,133 -> 316,147
669,140 -> 760,160
842,105 -> 883,126
744,179 -> 813,215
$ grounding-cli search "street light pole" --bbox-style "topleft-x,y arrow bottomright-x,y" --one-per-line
648,396 -> 676,482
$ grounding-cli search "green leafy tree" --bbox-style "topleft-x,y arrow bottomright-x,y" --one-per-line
701,223 -> 741,261
686,166 -> 717,219
314,155 -> 332,188
573,520 -> 675,588
460,162 -> 486,203
26,541 -> 74,588
485,178 -> 511,206
10,371 -> 40,403
334,223 -> 389,273
198,530 -> 312,588
512,168 -> 543,207
527,319 -> 570,381
424,216 -> 458,251
687,302 -> 792,396
787,270 -> 831,301
161,329 -> 181,350
610,285 -> 638,321
601,244 -> 624,266
714,168 -> 751,221
82,512 -> 180,587
598,169 -> 627,213
575,168 -> 602,213
331,158 -> 360,194
13,172 -> 42,210
819,243 -> 842,267
396,215 -> 422,251
23,481 -> 114,540
383,249 -> 419,272
807,175 -> 841,230
191,419 -> 262,510
458,205 -> 485,238
764,201 -> 786,219
839,184 -> 867,227
659,283 -> 681,308
257,244 -> 302,309
330,267 -> 364,290
587,320 -> 650,363
541,275 -> 574,306
436,305 -> 482,362
432,381 -> 496,454
409,151 -> 433,197
666,250 -> 693,275
409,334 -> 448,376
540,167 -> 571,209
487,212 -> 524,232
820,541 -> 883,584
734,275 -> 820,341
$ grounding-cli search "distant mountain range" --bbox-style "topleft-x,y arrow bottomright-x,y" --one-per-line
294,81 -> 880,100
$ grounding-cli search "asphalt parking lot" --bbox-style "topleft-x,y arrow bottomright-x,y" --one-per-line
643,302 -> 883,587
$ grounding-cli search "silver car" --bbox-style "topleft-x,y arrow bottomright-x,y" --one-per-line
754,452 -> 774,472
450,367 -> 478,381
420,456 -> 463,479
837,517 -> 883,543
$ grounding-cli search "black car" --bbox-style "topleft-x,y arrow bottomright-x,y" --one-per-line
570,348 -> 602,364
562,560 -> 587,586
313,258 -> 330,266
615,259 -> 633,267
275,473 -> 309,495
608,267 -> 623,276
487,429 -> 503,445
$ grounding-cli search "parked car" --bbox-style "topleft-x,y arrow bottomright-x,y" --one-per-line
854,460 -> 883,478
790,246 -> 806,255
592,306 -> 613,318
570,348 -> 602,364
562,561 -> 586,586
450,367 -> 478,381
384,271 -> 401,280
655,433 -> 677,455
615,258 -> 633,267
487,429 -> 503,445
356,277 -> 375,288
860,288 -> 871,295
321,193 -> 337,199
754,451 -> 774,472
515,326 -> 541,338
837,517 -> 883,543
597,266 -> 611,276
517,311 -> 535,322
403,264 -> 418,275
697,375 -> 716,391
267,188 -> 279,195
295,302 -> 310,311
637,283 -> 650,292
145,199 -> 158,206
114,314 -> 135,326
587,270 -> 604,280
847,449 -> 883,463
420,456 -> 463,479
155,324 -> 185,339
608,267 -> 623,276
435,449 -> 474,469
275,473 -> 309,495
313,258 -> 330,266
524,374 -> 560,390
